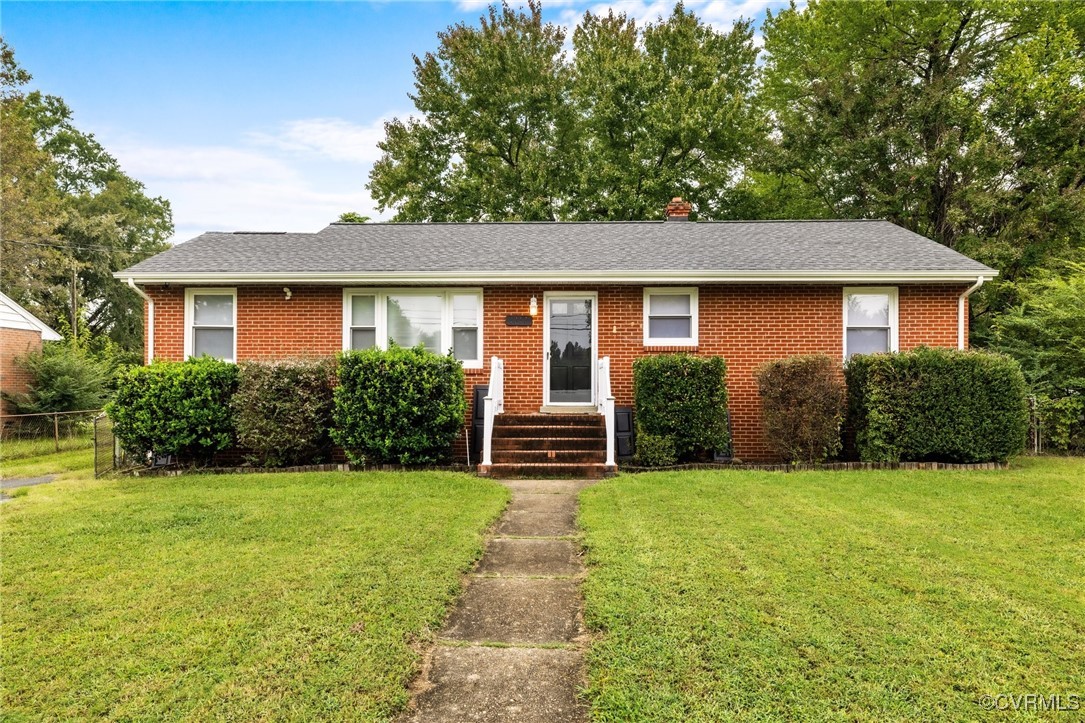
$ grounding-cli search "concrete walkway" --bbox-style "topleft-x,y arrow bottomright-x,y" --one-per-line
403,479 -> 591,723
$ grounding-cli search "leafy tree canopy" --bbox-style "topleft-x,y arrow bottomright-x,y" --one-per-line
760,0 -> 1085,329
0,38 -> 172,353
368,1 -> 761,221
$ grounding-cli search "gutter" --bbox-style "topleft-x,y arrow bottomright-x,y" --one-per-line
958,275 -> 986,350
127,278 -> 154,364
113,269 -> 998,285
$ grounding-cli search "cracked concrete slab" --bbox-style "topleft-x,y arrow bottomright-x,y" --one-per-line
476,538 -> 581,577
507,493 -> 578,515
443,577 -> 582,644
404,646 -> 585,723
494,510 -> 577,537
500,480 -> 589,494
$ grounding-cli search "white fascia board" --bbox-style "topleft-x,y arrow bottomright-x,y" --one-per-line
115,269 -> 998,285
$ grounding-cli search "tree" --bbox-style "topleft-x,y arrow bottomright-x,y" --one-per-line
0,38 -> 173,352
759,1 -> 1085,336
569,5 -> 761,220
368,2 -> 763,221
337,211 -> 371,223
370,2 -> 576,221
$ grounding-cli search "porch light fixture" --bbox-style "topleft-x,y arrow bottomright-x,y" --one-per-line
283,287 -> 292,300
529,296 -> 538,316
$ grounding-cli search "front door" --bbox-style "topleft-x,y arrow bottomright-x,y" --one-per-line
544,293 -> 596,405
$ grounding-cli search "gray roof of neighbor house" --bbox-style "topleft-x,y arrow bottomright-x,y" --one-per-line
116,220 -> 996,284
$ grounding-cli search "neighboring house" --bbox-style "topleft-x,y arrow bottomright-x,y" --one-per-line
0,292 -> 63,414
115,198 -> 996,470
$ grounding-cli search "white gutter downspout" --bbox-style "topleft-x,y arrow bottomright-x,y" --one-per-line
127,278 -> 154,364
958,275 -> 986,350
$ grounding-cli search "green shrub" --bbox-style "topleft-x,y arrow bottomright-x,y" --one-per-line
107,357 -> 239,464
331,345 -> 466,465
845,347 -> 1028,463
633,354 -> 729,462
632,433 -> 678,467
2,342 -> 109,414
232,358 -> 336,467
1034,394 -> 1085,453
756,355 -> 846,463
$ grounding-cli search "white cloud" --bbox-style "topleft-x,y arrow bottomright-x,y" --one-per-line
246,116 -> 392,165
555,0 -> 789,31
108,133 -> 383,244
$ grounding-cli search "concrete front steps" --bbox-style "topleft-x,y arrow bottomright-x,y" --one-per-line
481,414 -> 613,479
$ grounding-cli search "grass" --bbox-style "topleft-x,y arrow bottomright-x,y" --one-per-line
1,459 -> 508,721
1,446 -> 95,479
579,457 -> 1085,722
0,430 -> 94,461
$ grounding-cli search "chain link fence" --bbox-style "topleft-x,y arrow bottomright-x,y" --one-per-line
0,409 -> 100,460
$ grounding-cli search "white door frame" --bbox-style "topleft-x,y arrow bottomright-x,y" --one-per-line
542,291 -> 598,407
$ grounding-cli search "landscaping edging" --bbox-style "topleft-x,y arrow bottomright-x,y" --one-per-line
127,462 -> 476,477
619,460 -> 1009,473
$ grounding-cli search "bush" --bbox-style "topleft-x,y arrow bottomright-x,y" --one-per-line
632,433 -> 678,467
232,358 -> 336,467
845,347 -> 1028,463
332,345 -> 466,465
1034,394 -> 1085,453
3,342 -> 109,414
107,357 -> 239,464
633,354 -> 729,462
756,355 -> 846,463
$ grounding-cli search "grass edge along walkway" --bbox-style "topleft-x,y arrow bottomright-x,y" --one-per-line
1,469 -> 508,721
578,457 -> 1085,722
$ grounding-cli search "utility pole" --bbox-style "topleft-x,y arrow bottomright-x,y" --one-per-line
70,262 -> 78,339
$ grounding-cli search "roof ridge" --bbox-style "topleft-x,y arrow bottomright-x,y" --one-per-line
325,218 -> 887,228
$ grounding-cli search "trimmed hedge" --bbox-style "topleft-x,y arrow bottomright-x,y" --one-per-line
332,345 -> 466,465
632,433 -> 678,467
107,357 -> 239,464
632,354 -> 729,462
845,347 -> 1028,463
232,358 -> 336,467
756,355 -> 846,463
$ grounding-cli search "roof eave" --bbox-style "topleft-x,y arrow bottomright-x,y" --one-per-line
115,269 -> 997,285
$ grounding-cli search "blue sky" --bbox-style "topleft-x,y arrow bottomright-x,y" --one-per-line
3,0 -> 787,243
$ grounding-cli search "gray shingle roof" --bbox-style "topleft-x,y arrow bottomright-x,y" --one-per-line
118,220 -> 995,281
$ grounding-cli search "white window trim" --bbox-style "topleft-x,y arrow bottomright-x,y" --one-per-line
643,287 -> 699,347
342,288 -> 484,369
184,287 -> 238,362
842,286 -> 899,360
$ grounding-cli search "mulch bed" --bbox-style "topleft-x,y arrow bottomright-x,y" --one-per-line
619,460 -> 1008,473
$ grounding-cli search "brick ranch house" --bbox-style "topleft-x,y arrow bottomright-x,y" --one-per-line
116,200 -> 996,474
1,291 -> 63,415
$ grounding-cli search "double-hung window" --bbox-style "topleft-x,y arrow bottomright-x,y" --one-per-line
348,294 -> 378,350
643,288 -> 698,346
843,287 -> 898,360
343,289 -> 483,368
185,288 -> 237,362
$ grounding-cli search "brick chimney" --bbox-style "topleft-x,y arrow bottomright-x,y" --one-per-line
664,196 -> 692,221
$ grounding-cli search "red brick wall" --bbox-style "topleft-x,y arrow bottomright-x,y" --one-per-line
1,328 -> 44,414
142,283 -> 966,461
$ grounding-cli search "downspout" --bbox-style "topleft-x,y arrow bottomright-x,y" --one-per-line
127,278 -> 154,364
958,275 -> 985,350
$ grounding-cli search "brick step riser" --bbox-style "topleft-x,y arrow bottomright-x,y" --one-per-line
497,414 -> 604,427
493,426 -> 606,440
492,450 -> 607,464
491,438 -> 606,451
487,463 -> 607,480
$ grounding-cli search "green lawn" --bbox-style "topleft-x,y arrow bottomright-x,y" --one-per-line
1,462 -> 508,721
579,457 -> 1085,722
